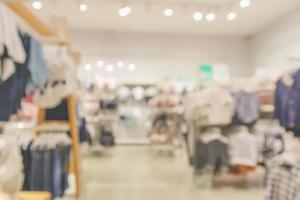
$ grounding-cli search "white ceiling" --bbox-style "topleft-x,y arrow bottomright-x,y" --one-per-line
26,0 -> 300,36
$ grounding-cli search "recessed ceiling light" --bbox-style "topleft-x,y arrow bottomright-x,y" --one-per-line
193,12 -> 203,21
80,3 -> 88,12
227,12 -> 237,21
118,61 -> 124,68
128,64 -> 135,71
106,65 -> 114,72
85,64 -> 92,71
97,60 -> 104,67
164,8 -> 173,17
206,13 -> 215,21
32,1 -> 42,10
119,6 -> 131,17
239,0 -> 250,8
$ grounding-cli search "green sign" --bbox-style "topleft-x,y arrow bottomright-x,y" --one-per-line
198,64 -> 213,81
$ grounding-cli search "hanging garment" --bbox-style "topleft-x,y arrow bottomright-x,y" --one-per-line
0,77 -> 18,120
232,90 -> 260,124
254,120 -> 285,160
229,131 -> 258,167
25,133 -> 71,199
265,164 -> 300,200
194,139 -> 229,174
45,98 -> 69,121
32,45 -> 77,108
132,86 -> 145,101
0,134 -> 24,195
185,87 -> 235,126
117,86 -> 130,102
0,47 -> 19,120
274,70 -> 300,129
13,32 -> 32,112
100,99 -> 118,110
99,130 -> 115,146
0,4 -> 26,65
26,37 -> 49,92
79,118 -> 91,144
194,130 -> 229,175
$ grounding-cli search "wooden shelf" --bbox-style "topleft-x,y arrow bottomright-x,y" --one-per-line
18,192 -> 51,200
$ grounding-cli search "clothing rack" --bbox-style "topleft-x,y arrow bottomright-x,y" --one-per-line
5,3 -> 81,199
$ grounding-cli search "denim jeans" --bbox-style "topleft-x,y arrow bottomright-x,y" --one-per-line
53,146 -> 63,197
25,145 -> 71,199
43,149 -> 54,198
61,145 -> 71,194
29,149 -> 44,191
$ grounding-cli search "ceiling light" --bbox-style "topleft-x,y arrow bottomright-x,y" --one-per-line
106,65 -> 114,72
118,61 -> 124,68
239,0 -> 251,8
119,6 -> 131,17
193,12 -> 203,21
206,13 -> 215,21
85,64 -> 92,71
32,1 -> 42,10
80,3 -> 88,12
227,12 -> 237,21
128,64 -> 135,71
97,60 -> 104,67
164,9 -> 173,17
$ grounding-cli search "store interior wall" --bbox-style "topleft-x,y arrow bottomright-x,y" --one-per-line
71,31 -> 250,84
250,5 -> 300,73
70,4 -> 300,83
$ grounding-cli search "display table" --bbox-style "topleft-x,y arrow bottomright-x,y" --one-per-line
18,192 -> 51,200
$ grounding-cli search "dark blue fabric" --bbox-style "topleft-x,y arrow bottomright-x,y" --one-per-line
61,145 -> 71,194
21,141 -> 33,191
29,149 -> 44,191
0,33 -> 32,120
100,99 -> 118,110
0,47 -> 18,121
22,144 -> 71,199
53,146 -> 63,197
43,150 -> 53,197
0,76 -> 18,120
274,69 -> 300,129
45,99 -> 69,120
13,33 -> 31,112
79,118 -> 91,144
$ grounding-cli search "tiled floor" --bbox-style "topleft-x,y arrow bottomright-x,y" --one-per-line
78,146 -> 264,200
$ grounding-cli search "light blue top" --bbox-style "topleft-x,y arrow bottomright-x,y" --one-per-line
26,38 -> 48,93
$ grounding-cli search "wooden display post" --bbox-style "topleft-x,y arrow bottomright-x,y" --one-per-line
5,3 -> 81,199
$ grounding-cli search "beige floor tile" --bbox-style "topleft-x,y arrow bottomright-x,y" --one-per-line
76,146 -> 263,200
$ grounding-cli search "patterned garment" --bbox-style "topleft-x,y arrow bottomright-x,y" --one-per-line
265,164 -> 300,200
232,91 -> 260,124
274,70 -> 300,129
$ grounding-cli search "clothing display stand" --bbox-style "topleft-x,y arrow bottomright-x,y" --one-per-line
5,3 -> 81,199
